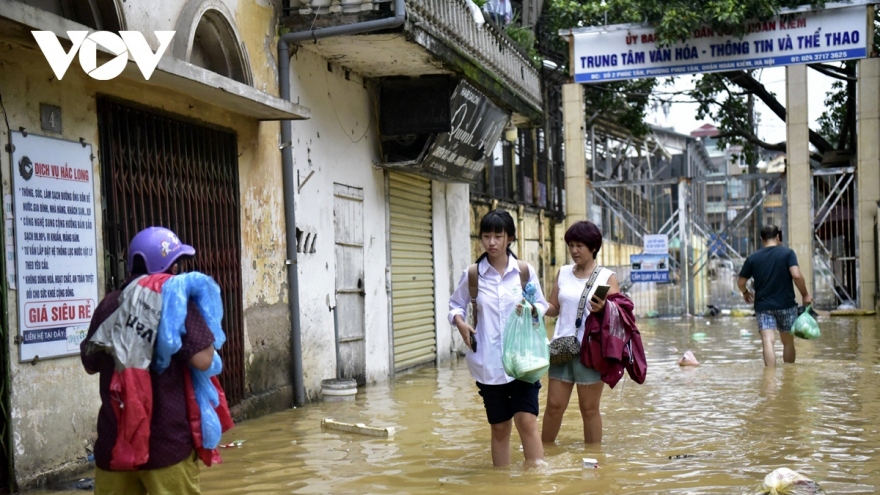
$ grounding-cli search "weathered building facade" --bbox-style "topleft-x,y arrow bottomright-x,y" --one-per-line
0,0 -> 554,489
0,0 -> 316,488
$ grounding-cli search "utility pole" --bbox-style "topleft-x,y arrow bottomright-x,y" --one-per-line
747,90 -> 761,252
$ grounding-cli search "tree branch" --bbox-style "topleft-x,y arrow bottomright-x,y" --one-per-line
716,133 -> 823,165
718,70 -> 834,154
696,81 -> 785,153
716,131 -> 786,152
809,63 -> 858,82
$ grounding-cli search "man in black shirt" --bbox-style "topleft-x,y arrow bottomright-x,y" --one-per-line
738,225 -> 813,367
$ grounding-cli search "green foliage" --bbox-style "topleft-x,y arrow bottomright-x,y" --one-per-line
692,73 -> 763,165
816,79 -> 847,148
542,0 -> 878,157
505,23 -> 542,68
472,0 -> 490,7
815,11 -> 878,149
584,79 -> 657,138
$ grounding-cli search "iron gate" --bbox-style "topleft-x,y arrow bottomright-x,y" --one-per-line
812,167 -> 858,310
592,170 -> 789,315
97,99 -> 245,405
691,172 -> 788,311
592,178 -> 686,316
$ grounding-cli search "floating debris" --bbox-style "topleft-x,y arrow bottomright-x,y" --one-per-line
755,467 -> 825,494
322,418 -> 395,438
51,478 -> 94,491
678,350 -> 699,366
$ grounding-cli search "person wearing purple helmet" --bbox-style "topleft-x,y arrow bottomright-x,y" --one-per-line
127,226 -> 196,275
81,226 -> 215,494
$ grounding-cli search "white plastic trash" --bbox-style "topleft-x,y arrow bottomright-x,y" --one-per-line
582,457 -> 599,468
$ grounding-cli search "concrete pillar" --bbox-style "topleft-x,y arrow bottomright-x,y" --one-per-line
563,83 -> 587,229
857,57 -> 880,310
785,64 -> 812,299
678,177 -> 691,315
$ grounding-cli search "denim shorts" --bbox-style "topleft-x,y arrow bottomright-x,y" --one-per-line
756,306 -> 798,332
548,359 -> 601,385
476,379 -> 541,424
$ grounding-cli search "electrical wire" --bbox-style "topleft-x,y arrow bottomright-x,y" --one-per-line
323,65 -> 372,143
0,87 -> 10,136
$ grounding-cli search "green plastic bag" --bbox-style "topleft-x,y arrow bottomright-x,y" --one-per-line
791,304 -> 820,340
502,304 -> 550,383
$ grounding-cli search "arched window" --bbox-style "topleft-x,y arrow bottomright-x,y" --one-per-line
22,0 -> 125,31
188,9 -> 252,85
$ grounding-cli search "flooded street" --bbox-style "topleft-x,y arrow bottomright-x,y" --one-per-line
36,316 -> 880,494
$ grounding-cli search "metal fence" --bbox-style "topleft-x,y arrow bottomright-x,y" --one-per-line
812,167 -> 858,310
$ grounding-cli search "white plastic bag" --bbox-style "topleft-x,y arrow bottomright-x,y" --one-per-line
756,468 -> 825,495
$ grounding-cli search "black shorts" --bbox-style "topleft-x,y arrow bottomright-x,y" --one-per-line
476,379 -> 541,424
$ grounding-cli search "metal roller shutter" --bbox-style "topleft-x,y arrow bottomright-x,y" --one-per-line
389,172 -> 436,370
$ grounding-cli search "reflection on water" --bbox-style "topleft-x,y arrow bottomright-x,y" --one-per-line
31,316 -> 880,494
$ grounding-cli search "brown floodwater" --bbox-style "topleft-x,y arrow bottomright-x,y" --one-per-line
32,316 -> 880,494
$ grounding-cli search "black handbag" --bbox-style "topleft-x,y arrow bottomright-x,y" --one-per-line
549,266 -> 603,365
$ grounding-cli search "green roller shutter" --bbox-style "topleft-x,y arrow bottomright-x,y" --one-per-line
389,172 -> 436,371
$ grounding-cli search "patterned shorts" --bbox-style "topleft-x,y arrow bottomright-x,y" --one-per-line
756,306 -> 798,332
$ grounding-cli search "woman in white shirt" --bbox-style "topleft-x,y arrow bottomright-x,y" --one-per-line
448,209 -> 548,467
542,221 -> 619,444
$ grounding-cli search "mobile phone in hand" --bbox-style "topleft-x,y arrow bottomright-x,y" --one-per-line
592,284 -> 611,301
469,332 -> 477,352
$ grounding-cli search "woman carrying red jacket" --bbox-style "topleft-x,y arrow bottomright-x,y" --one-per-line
542,221 -> 620,445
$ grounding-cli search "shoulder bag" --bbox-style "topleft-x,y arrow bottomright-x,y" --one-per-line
549,266 -> 603,365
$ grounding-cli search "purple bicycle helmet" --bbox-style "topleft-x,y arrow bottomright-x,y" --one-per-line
127,227 -> 195,274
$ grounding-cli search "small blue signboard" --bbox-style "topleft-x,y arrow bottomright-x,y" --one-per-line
630,254 -> 670,283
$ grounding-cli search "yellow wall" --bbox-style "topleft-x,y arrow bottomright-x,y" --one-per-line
469,202 -> 561,300
0,1 -> 287,484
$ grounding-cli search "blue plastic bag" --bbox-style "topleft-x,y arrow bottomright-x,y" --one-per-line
154,271 -> 228,449
155,272 -> 226,373
192,352 -> 224,449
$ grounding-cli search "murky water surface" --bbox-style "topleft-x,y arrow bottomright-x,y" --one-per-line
35,316 -> 880,494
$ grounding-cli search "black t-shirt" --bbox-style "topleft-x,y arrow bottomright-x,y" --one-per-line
739,245 -> 799,312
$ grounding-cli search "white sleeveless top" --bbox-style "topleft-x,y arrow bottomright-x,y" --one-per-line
552,264 -> 614,343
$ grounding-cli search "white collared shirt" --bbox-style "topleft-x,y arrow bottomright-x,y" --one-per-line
448,255 -> 548,384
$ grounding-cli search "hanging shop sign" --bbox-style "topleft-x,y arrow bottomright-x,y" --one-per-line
379,79 -> 510,184
10,132 -> 98,361
566,2 -> 871,83
418,80 -> 509,184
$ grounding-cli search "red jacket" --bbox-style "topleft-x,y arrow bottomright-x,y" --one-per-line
580,293 -> 647,388
85,274 -> 172,470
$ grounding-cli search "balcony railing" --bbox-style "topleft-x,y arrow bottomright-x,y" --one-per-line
407,0 -> 542,112
285,0 -> 543,117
